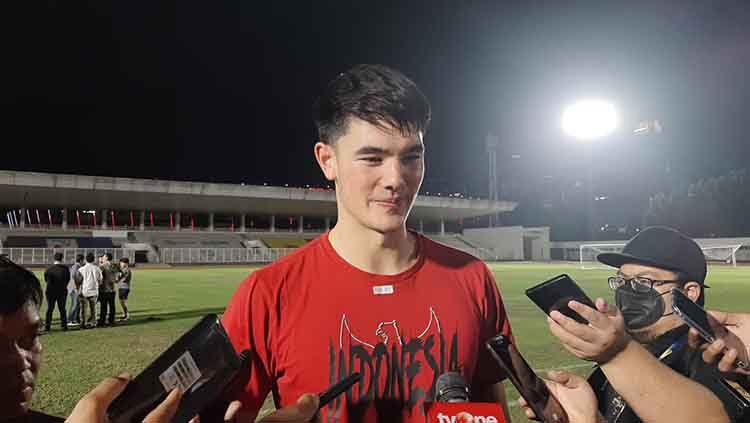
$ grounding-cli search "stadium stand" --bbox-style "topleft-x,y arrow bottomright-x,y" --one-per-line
262,238 -> 308,248
134,232 -> 247,249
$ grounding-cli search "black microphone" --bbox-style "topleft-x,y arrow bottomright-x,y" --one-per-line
429,372 -> 507,423
435,372 -> 470,403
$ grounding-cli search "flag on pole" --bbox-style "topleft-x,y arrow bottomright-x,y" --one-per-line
47,209 -> 53,225
76,210 -> 81,227
129,211 -> 135,227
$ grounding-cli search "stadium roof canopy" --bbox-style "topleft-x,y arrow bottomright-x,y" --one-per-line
0,171 -> 516,221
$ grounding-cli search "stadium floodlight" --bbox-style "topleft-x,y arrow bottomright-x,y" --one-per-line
562,100 -> 618,140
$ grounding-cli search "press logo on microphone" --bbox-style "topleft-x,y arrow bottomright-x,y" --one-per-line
437,412 -> 499,423
426,403 -> 506,423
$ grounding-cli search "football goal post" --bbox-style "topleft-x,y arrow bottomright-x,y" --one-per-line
580,243 -> 743,269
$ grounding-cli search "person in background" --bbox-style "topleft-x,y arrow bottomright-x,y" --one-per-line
66,254 -> 84,327
116,258 -> 132,321
97,253 -> 117,327
43,252 -> 69,332
78,253 -> 101,329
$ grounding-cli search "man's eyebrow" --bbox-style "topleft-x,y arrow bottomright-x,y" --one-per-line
354,146 -> 388,155
402,144 -> 424,154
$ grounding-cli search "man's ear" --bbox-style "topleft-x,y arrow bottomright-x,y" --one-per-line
683,281 -> 702,303
314,142 -> 337,181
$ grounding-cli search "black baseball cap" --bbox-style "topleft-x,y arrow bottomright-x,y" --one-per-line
597,226 -> 708,285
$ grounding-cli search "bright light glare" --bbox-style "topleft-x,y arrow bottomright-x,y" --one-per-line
562,100 -> 618,140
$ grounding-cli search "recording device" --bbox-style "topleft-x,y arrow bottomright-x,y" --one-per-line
318,372 -> 361,409
107,314 -> 244,423
671,288 -> 748,369
425,372 -> 505,422
526,274 -> 596,324
486,335 -> 567,423
435,372 -> 470,403
671,288 -> 715,343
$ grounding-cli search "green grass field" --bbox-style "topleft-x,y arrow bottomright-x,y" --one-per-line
32,263 -> 750,421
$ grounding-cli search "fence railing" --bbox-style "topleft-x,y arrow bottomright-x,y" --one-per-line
159,247 -> 297,264
0,248 -> 135,265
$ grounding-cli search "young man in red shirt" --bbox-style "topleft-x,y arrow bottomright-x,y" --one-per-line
222,64 -> 513,423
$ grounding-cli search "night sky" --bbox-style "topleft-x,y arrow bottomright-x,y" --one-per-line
3,1 -> 750,197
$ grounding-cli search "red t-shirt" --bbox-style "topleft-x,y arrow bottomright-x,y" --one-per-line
221,232 -> 513,423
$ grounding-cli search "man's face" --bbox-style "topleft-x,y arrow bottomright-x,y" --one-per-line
0,302 -> 42,419
616,263 -> 689,343
320,118 -> 425,234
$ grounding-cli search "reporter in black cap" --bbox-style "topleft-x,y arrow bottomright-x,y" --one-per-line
546,226 -> 748,423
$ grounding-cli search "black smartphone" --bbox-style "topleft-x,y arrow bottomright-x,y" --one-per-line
526,274 -> 596,324
108,315 -> 243,423
486,335 -> 567,423
318,372 -> 361,409
671,288 -> 748,370
671,288 -> 715,343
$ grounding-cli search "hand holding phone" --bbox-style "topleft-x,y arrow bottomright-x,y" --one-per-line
486,335 -> 568,423
526,274 -> 596,324
673,289 -> 749,371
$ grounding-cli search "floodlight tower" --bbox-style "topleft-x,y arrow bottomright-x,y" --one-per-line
561,100 -> 618,241
486,133 -> 499,227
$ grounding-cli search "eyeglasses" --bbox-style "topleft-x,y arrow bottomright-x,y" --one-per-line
607,274 -> 683,293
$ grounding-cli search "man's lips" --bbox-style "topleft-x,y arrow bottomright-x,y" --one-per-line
372,199 -> 401,207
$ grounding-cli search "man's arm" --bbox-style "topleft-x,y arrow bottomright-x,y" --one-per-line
600,338 -> 729,423
549,299 -> 729,423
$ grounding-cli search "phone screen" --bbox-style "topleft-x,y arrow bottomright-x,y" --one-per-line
526,274 -> 595,324
670,288 -> 715,342
486,335 -> 567,423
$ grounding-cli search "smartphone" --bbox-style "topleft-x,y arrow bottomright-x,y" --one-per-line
318,372 -> 361,409
108,315 -> 243,423
486,335 -> 567,423
671,288 -> 715,342
671,288 -> 748,369
526,274 -> 596,324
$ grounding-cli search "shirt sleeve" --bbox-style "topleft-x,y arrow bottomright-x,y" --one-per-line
221,272 -> 276,420
473,264 -> 514,388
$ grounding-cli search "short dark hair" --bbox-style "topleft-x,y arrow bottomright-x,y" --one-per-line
120,257 -> 129,264
104,253 -> 113,261
76,254 -> 84,263
53,252 -> 63,262
313,64 -> 431,145
86,253 -> 95,263
0,256 -> 43,315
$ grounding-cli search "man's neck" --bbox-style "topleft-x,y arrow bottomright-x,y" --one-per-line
328,220 -> 418,275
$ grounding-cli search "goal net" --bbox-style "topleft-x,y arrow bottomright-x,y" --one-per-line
700,245 -> 742,267
580,243 -> 743,269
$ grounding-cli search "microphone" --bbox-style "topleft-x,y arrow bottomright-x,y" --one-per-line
436,372 -> 470,403
425,372 -> 507,423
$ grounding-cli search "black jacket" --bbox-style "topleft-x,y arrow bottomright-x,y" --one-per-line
589,325 -> 750,423
43,263 -> 70,296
